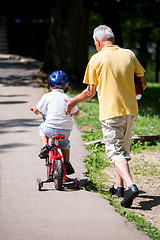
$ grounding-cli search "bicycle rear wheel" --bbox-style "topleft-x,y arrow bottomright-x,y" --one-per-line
54,159 -> 63,190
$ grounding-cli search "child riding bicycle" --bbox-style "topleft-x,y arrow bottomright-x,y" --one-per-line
32,70 -> 79,175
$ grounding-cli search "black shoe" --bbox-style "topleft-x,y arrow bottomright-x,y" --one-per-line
65,162 -> 75,175
39,145 -> 49,159
121,184 -> 139,208
109,185 -> 124,197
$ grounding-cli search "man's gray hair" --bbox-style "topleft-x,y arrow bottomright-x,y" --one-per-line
93,25 -> 115,41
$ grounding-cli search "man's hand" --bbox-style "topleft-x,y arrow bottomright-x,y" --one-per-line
141,76 -> 147,91
65,98 -> 77,115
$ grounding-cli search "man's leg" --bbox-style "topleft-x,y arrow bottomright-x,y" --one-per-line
115,158 -> 139,207
115,170 -> 124,187
114,158 -> 133,188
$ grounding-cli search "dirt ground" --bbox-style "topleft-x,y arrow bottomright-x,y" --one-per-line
103,148 -> 160,230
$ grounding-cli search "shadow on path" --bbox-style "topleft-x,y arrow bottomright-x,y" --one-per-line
0,55 -> 42,88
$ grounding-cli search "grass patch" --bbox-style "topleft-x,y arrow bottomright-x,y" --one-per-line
70,83 -> 160,139
83,144 -> 160,240
68,83 -> 160,239
131,140 -> 160,153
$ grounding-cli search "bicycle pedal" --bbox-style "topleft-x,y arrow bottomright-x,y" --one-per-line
39,154 -> 47,159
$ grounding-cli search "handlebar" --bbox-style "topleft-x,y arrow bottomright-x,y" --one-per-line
30,107 -> 46,121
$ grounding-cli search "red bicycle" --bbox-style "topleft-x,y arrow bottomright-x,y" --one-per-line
30,108 -> 80,191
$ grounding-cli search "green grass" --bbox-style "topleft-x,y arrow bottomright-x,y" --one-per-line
83,143 -> 160,240
68,83 -> 160,239
132,82 -> 160,136
70,83 -> 160,140
41,81 -> 160,239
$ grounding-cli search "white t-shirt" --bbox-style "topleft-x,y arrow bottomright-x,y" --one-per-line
36,89 -> 78,130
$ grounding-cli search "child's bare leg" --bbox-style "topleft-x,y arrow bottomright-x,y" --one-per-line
61,149 -> 75,175
61,149 -> 69,162
40,135 -> 48,146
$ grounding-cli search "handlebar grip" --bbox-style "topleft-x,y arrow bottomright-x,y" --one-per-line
30,107 -> 33,111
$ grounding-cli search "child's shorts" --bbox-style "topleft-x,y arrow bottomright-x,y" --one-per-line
101,115 -> 137,164
39,122 -> 71,150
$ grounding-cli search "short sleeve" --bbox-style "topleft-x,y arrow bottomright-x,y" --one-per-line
132,52 -> 145,77
36,94 -> 48,113
83,62 -> 98,85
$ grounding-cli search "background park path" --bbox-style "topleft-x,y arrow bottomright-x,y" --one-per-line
0,55 -> 150,240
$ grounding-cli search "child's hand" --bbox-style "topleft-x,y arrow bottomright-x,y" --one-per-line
30,107 -> 40,115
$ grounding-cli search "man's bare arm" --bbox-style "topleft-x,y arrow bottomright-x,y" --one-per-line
66,84 -> 97,115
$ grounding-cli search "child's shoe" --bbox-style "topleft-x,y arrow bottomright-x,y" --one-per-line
39,145 -> 49,158
64,162 -> 75,175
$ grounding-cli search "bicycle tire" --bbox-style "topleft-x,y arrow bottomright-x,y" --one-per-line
47,164 -> 52,180
37,178 -> 43,191
54,159 -> 63,190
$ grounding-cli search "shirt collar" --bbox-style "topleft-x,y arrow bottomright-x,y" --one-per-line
52,89 -> 64,93
100,45 -> 120,51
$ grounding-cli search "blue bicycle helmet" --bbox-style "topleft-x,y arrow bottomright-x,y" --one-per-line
48,70 -> 69,90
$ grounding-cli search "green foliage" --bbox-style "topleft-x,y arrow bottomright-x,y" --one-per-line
132,83 -> 160,136
83,144 -> 160,240
131,140 -> 160,153
138,83 -> 160,117
81,131 -> 103,142
74,83 -> 160,144
83,144 -> 110,192
132,115 -> 160,136
68,83 -> 160,239
104,192 -> 160,240
118,0 -> 160,82
131,158 -> 160,178
75,96 -> 101,130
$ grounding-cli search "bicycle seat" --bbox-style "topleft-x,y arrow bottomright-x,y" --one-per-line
51,135 -> 65,141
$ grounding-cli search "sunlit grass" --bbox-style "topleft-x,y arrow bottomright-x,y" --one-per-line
69,83 -> 160,139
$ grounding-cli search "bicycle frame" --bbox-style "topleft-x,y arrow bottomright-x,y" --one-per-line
48,135 -> 66,181
30,107 -> 80,190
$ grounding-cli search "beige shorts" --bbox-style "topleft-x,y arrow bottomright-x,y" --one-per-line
101,115 -> 138,163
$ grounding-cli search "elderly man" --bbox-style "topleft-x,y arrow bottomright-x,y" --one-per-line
66,25 -> 147,207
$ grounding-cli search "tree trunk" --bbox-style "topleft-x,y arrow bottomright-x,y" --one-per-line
43,0 -> 89,86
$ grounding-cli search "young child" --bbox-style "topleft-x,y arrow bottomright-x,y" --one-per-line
32,70 -> 79,175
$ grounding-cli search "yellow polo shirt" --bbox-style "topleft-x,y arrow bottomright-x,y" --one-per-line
83,45 -> 145,121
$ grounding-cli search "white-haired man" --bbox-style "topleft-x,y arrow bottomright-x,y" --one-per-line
66,25 -> 147,207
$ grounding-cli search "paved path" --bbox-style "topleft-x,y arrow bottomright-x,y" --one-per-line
0,55 -> 150,240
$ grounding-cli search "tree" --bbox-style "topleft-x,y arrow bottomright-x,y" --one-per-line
118,0 -> 160,82
90,0 -> 123,47
43,0 -> 89,86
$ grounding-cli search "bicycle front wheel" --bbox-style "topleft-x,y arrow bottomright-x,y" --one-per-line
54,159 -> 63,190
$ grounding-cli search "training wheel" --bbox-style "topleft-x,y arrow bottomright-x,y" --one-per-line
37,178 -> 43,191
74,177 -> 80,189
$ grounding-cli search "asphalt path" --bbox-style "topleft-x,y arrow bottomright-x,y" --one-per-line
0,55 -> 150,240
